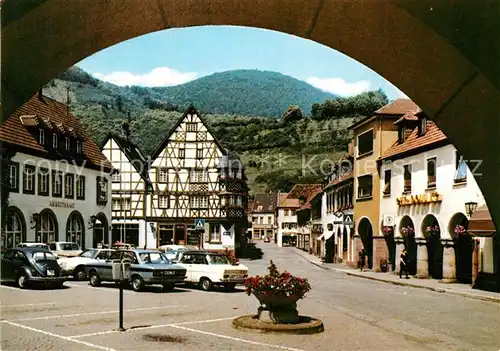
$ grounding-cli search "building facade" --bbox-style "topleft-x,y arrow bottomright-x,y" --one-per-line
249,193 -> 277,241
348,99 -> 418,271
275,193 -> 299,247
379,113 -> 491,285
1,93 -> 113,250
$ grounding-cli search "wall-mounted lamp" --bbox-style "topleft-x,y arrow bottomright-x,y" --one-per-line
88,215 -> 97,229
465,201 -> 478,217
30,213 -> 40,229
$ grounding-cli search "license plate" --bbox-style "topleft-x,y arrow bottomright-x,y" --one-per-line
163,271 -> 175,275
47,270 -> 55,276
231,275 -> 244,279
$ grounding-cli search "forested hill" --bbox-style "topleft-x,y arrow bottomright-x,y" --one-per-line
53,67 -> 336,117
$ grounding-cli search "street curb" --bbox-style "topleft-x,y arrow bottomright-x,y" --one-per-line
288,247 -> 500,304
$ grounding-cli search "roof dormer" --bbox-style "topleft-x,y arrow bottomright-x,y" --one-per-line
417,114 -> 427,136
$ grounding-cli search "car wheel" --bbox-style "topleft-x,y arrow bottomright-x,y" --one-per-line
89,271 -> 101,287
162,283 -> 175,292
224,283 -> 236,291
16,274 -> 28,289
131,276 -> 144,292
74,266 -> 86,281
199,277 -> 212,291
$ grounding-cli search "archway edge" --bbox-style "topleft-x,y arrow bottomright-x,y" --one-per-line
2,0 -> 500,230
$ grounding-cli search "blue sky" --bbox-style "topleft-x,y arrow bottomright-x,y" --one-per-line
78,26 -> 407,100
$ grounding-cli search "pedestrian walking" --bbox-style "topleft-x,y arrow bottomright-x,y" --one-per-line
399,249 -> 409,279
358,249 -> 365,271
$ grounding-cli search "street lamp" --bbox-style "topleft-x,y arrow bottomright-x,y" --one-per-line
30,213 -> 40,229
88,215 -> 97,229
465,201 -> 478,217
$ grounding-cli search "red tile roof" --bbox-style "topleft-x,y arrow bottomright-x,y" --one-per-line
250,193 -> 278,213
375,99 -> 419,115
379,120 -> 449,161
0,94 -> 112,170
394,108 -> 422,124
287,184 -> 322,201
324,171 -> 354,190
277,193 -> 300,208
298,187 -> 323,211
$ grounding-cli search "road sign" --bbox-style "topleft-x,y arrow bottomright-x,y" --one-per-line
343,215 -> 354,226
195,219 -> 205,229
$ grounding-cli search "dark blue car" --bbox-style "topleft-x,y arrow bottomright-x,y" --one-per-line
1,247 -> 68,289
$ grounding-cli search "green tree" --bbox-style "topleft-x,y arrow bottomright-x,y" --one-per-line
283,105 -> 303,123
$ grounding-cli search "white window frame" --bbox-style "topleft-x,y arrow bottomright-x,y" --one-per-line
9,164 -> 17,189
210,224 -> 220,242
76,177 -> 85,199
159,195 -> 169,209
112,172 -> 121,182
178,148 -> 185,158
186,122 -> 197,132
65,174 -> 73,197
52,133 -> 58,148
158,168 -> 168,183
39,129 -> 45,144
76,140 -> 82,154
24,167 -> 34,192
112,199 -> 121,211
53,172 -> 62,195
39,170 -> 49,193
196,148 -> 203,159
123,198 -> 131,211
65,137 -> 70,151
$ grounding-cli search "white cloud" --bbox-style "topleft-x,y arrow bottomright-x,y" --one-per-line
92,67 -> 198,87
306,77 -> 371,96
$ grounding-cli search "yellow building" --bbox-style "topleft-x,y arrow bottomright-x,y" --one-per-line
348,99 -> 420,271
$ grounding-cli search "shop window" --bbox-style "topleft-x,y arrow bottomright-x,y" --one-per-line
210,224 -> 221,242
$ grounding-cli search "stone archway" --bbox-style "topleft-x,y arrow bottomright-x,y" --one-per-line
358,217 -> 373,269
399,216 -> 417,275
38,209 -> 59,243
381,221 -> 396,272
2,206 -> 26,248
422,214 -> 443,279
66,211 -> 85,249
449,213 -> 473,284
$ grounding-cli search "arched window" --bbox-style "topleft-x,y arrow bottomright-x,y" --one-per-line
67,212 -> 84,248
38,211 -> 57,243
2,210 -> 25,248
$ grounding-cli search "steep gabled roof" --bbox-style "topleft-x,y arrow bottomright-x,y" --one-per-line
348,99 -> 418,131
287,184 -> 322,201
277,193 -> 300,208
250,193 -> 278,213
297,187 -> 323,211
101,132 -> 151,183
151,104 -> 226,160
0,93 -> 112,171
379,120 -> 449,161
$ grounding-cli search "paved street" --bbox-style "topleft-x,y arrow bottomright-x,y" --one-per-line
1,243 -> 499,351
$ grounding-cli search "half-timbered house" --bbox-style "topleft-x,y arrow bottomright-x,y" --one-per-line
101,132 -> 153,248
148,105 -> 248,253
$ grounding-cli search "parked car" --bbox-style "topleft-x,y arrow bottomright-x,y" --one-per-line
58,249 -> 115,280
48,242 -> 82,258
263,237 -> 271,243
17,242 -> 50,249
0,247 -> 68,289
175,250 -> 249,291
85,249 -> 187,292
159,244 -> 199,262
111,242 -> 135,250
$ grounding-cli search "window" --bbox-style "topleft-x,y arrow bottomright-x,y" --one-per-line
159,195 -> 169,209
383,169 -> 391,196
112,199 -> 121,210
357,129 -> 373,156
291,210 -> 296,216
158,168 -> 168,183
66,213 -> 84,248
398,126 -> 406,143
190,196 -> 208,208
403,165 -> 412,193
38,168 -> 49,196
97,177 -> 108,204
23,165 -> 36,194
210,223 -> 220,242
2,211 -> 24,248
65,137 -> 70,151
52,133 -> 58,148
9,162 -> 19,192
39,129 -> 45,144
357,174 -> 372,199
65,174 -> 74,199
196,148 -> 203,159
427,158 -> 436,188
112,172 -> 121,182
52,171 -> 63,197
252,217 -> 256,223
38,211 -> 56,243
454,151 -> 467,183
259,217 -> 263,224
123,198 -> 131,210
197,131 -> 207,141
76,140 -> 82,154
190,170 -> 206,183
418,116 -> 427,136
178,148 -> 185,158
186,122 -> 197,132
236,196 -> 242,206
284,209 -> 289,216
267,216 -> 272,224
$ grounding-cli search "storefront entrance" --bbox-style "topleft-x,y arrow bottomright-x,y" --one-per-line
174,224 -> 186,244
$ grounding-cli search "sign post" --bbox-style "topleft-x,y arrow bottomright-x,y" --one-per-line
194,218 -> 205,230
112,258 -> 131,331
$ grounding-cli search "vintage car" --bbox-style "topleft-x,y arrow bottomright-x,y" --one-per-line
17,242 -> 50,249
58,249 -> 115,280
175,250 -> 248,291
159,244 -> 199,262
0,247 -> 68,289
85,249 -> 187,292
48,242 -> 82,258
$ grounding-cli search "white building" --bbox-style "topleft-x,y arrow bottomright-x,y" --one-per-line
1,93 -> 113,250
379,112 -> 490,284
101,132 -> 153,248
275,193 -> 299,247
249,193 -> 277,241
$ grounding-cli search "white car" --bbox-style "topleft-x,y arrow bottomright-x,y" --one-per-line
48,242 -> 82,258
16,242 -> 50,249
159,245 -> 199,262
175,250 -> 248,291
58,249 -> 114,280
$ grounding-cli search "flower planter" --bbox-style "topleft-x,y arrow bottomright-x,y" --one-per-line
254,293 -> 300,324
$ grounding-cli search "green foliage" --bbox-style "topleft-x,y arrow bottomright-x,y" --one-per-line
283,105 -> 303,123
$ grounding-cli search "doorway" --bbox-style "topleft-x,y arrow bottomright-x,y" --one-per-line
358,218 -> 373,269
159,224 -> 174,246
174,224 -> 186,244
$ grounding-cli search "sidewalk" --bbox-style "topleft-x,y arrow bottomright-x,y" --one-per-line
288,247 -> 500,304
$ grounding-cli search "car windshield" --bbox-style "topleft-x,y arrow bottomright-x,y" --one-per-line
79,249 -> 96,258
139,252 -> 170,264
207,255 -> 229,265
32,251 -> 57,261
59,243 -> 80,250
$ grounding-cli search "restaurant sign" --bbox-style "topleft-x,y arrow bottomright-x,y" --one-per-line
396,192 -> 442,206
49,200 -> 75,209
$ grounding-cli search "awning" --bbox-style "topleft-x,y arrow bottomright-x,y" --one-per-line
468,205 -> 497,237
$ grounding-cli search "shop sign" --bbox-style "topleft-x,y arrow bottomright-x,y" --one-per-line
396,192 -> 442,206
49,200 -> 75,209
